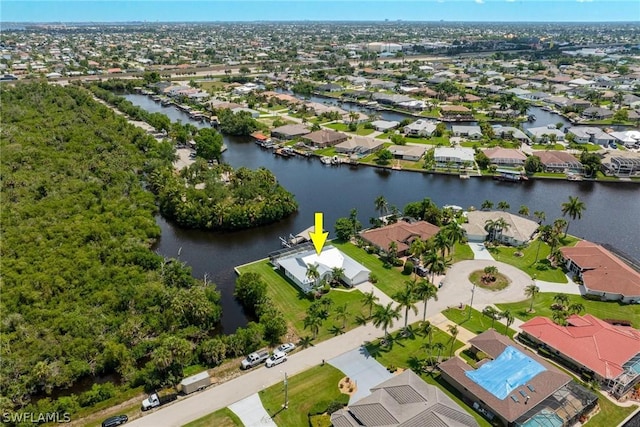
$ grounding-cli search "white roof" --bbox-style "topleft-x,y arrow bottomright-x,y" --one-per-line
610,130 -> 640,144
276,246 -> 370,286
434,147 -> 475,162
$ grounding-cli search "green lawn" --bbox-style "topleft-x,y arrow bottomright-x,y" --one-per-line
532,172 -> 568,179
442,307 -> 517,339
531,144 -> 565,150
365,326 -> 490,427
324,122 -> 375,136
587,393 -> 638,427
259,365 -> 346,427
496,292 -> 640,328
451,242 -> 474,263
488,239 -> 570,283
331,241 -> 407,297
404,136 -> 435,145
236,259 -> 368,342
184,408 -> 243,427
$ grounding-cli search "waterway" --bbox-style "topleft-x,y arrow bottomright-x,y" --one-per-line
125,94 -> 640,333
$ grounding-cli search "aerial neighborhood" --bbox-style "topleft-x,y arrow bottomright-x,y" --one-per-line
2,16 -> 640,427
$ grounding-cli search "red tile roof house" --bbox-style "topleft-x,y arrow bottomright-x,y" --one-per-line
559,240 -> 640,304
520,315 -> 640,399
439,330 -> 598,427
359,220 -> 440,257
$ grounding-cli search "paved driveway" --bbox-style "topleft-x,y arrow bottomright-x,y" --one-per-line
228,394 -> 277,427
328,347 -> 393,403
468,242 -> 495,260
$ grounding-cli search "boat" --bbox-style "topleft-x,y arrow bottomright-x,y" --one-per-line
567,173 -> 584,181
392,160 -> 402,170
320,156 -> 332,165
459,173 -> 469,179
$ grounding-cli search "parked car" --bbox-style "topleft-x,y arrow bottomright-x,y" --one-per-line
610,142 -> 618,149
277,342 -> 296,354
265,351 -> 287,368
102,415 -> 128,427
141,392 -> 177,411
241,350 -> 270,370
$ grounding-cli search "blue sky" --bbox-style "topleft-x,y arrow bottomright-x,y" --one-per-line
2,1 -> 639,23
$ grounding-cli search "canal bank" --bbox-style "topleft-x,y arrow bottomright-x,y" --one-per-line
124,94 -> 640,334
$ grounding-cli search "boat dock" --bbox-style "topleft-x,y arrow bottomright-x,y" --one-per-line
278,225 -> 316,248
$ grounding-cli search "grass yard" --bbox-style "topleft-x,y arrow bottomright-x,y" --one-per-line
488,239 -> 570,283
586,393 -> 637,427
331,241 -> 406,297
184,408 -> 243,427
198,81 -> 228,92
259,365 -> 346,427
236,259 -> 369,342
531,143 -> 565,150
442,306 -> 517,339
364,325 -> 490,427
451,242 -> 475,263
532,172 -> 568,179
325,122 -> 375,136
496,292 -> 640,328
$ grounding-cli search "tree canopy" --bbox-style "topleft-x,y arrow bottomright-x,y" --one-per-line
1,83 -> 223,414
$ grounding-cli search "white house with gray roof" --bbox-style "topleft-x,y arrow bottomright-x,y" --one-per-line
404,119 -> 437,137
463,211 -> 539,246
434,147 -> 475,169
274,246 -> 370,292
567,126 -> 616,146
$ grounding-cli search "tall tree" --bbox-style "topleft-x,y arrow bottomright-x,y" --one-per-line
481,199 -> 494,210
534,210 -> 546,224
393,282 -> 419,332
447,324 -> 459,356
334,304 -> 349,329
497,201 -> 510,211
372,302 -> 401,341
501,310 -> 514,334
561,196 -> 586,238
414,280 -> 438,322
305,263 -> 320,289
374,195 -> 389,218
518,205 -> 530,217
361,290 -> 379,319
303,313 -> 323,339
524,284 -> 540,313
482,306 -> 500,329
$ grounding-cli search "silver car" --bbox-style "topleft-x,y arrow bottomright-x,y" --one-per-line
265,351 -> 287,368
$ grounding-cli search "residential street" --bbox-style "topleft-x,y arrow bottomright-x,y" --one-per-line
126,257 -> 583,427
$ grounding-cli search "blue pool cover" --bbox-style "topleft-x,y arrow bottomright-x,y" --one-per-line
465,346 -> 546,400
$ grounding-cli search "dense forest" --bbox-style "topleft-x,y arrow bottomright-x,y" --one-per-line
151,161 -> 298,230
0,83 -> 226,418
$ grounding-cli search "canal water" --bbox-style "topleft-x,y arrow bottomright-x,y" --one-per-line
124,94 -> 640,333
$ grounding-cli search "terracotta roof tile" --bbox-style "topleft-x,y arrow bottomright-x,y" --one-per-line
520,315 -> 640,380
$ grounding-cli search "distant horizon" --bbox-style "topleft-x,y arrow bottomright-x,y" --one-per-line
2,1 -> 640,24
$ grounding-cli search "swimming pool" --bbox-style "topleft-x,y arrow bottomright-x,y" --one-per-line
465,346 -> 546,400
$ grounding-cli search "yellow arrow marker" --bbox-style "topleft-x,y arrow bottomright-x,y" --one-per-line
309,212 -> 328,255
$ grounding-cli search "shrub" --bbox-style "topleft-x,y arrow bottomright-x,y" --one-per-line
368,273 -> 378,284
309,400 -> 331,416
403,261 -> 414,275
326,399 -> 347,414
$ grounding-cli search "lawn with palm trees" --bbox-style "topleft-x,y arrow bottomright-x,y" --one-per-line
488,238 -> 575,282
364,323 -> 490,427
442,306 -> 517,338
496,292 -> 640,328
236,260 -> 368,342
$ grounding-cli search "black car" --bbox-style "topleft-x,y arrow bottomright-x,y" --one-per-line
102,415 -> 128,427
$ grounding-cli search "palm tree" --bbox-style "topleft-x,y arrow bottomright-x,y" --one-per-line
303,313 -> 323,339
497,201 -> 510,211
482,306 -> 499,329
525,284 -> 540,312
481,199 -> 494,210
361,290 -> 379,319
419,321 -> 434,347
533,211 -> 547,224
433,231 -> 452,257
518,205 -> 530,217
409,238 -> 427,262
393,282 -> 419,332
387,241 -> 399,263
442,222 -> 466,255
561,196 -> 586,238
372,302 -> 401,341
553,293 -> 569,310
447,324 -> 459,357
433,342 -> 446,362
335,303 -> 349,329
306,263 -> 320,288
330,267 -> 345,286
484,218 -> 508,243
374,195 -> 388,219
501,309 -> 514,334
425,254 -> 450,283
568,303 -> 584,315
298,336 -> 314,349
414,280 -> 438,321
